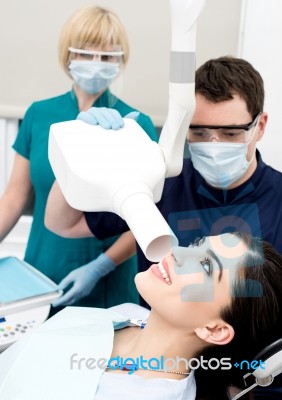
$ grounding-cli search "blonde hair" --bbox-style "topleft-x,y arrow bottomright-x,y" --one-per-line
58,5 -> 129,76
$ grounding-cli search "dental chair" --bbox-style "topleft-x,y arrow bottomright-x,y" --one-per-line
230,338 -> 282,399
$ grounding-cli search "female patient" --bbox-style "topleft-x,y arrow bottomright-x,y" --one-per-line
1,233 -> 282,400
99,232 -> 282,399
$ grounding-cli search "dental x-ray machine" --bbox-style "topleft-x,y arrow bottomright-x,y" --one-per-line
48,0 -> 206,262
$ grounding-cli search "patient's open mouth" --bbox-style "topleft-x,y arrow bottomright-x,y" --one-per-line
157,261 -> 172,285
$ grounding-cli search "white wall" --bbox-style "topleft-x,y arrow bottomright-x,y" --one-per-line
0,0 -> 242,125
239,0 -> 282,171
0,118 -> 31,259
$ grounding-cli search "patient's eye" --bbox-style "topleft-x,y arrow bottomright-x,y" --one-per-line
200,257 -> 213,276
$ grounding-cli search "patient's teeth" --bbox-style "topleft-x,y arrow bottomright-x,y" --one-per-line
157,262 -> 172,285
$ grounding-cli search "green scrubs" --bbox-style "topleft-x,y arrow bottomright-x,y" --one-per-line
13,89 -> 158,308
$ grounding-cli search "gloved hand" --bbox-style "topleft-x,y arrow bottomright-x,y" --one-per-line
52,253 -> 116,307
77,107 -> 140,129
77,107 -> 124,130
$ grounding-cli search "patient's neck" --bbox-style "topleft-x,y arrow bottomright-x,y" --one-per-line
113,310 -> 204,365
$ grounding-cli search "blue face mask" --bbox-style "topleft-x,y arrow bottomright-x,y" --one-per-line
189,141 -> 256,188
69,60 -> 120,95
188,120 -> 259,189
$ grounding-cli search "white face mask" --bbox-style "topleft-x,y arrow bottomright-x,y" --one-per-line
69,60 -> 120,95
189,125 -> 258,188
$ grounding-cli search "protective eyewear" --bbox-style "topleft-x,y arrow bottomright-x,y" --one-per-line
188,113 -> 261,143
68,47 -> 124,63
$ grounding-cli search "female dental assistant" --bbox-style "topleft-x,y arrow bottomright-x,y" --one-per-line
0,5 -> 158,309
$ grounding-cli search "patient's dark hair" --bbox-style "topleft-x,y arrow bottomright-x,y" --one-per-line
195,233 -> 282,400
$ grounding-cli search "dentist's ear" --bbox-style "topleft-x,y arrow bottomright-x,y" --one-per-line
195,321 -> 234,345
256,112 -> 268,141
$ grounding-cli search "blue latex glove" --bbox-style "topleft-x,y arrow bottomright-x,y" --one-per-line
77,107 -> 124,130
52,253 -> 116,307
77,107 -> 140,129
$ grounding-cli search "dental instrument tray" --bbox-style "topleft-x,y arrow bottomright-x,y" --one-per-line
0,256 -> 62,315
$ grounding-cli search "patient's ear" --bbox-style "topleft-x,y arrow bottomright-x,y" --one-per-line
195,320 -> 234,345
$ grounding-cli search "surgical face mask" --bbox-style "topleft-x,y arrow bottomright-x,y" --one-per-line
68,60 -> 120,95
189,126 -> 258,188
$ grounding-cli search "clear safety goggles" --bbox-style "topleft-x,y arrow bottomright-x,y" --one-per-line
68,47 -> 124,63
188,113 -> 261,143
